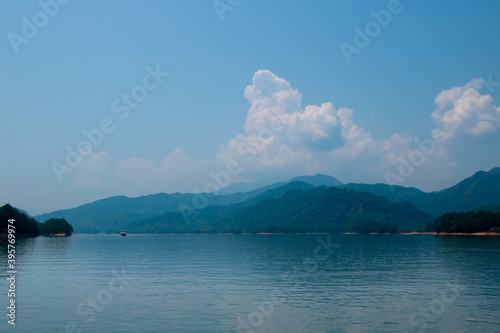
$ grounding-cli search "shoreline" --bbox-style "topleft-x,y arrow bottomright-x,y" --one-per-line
254,232 -> 500,236
400,232 -> 500,236
70,232 -> 500,236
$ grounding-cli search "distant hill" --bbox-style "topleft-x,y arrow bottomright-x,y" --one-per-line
0,204 -> 39,237
214,174 -> 342,201
35,193 -> 204,233
473,204 -> 500,213
214,186 -> 432,234
35,167 -> 500,233
289,174 -> 342,187
341,183 -> 426,203
422,167 -> 500,216
35,191 -> 272,233
216,179 -> 278,196
121,211 -> 188,234
341,167 -> 500,217
15,208 -> 34,218
112,181 -> 317,234
217,174 -> 342,195
35,174 -> 341,233
123,183 -> 432,234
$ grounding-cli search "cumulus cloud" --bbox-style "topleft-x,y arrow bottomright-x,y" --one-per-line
217,70 -> 399,183
285,103 -> 343,151
217,71 -> 500,191
431,78 -> 500,141
69,71 -> 500,198
219,71 -> 350,171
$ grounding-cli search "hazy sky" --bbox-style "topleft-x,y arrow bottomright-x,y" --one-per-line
1,0 -> 500,214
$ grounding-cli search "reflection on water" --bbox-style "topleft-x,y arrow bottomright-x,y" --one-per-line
0,234 -> 499,332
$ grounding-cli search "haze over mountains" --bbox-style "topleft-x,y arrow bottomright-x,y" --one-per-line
35,174 -> 342,233
342,167 -> 500,216
217,174 -> 343,195
32,167 -> 500,234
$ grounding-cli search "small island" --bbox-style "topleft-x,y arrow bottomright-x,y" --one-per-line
0,204 -> 73,238
40,218 -> 74,237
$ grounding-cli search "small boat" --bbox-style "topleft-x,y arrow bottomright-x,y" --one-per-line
120,230 -> 126,236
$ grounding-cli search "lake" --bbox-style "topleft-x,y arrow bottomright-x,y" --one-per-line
1,234 -> 499,332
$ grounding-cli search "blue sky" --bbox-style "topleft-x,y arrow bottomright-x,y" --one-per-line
1,0 -> 500,214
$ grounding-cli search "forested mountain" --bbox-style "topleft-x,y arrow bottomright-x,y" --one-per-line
35,192 -> 255,233
473,204 -> 500,213
111,182 -> 317,234
36,193 -> 198,233
0,204 -> 38,237
423,167 -> 500,216
124,185 -> 432,234
35,175 -> 338,233
289,174 -> 343,187
0,204 -> 75,237
216,174 -> 342,195
33,167 -> 500,233
213,187 -> 432,234
340,184 -> 426,204
342,167 -> 500,216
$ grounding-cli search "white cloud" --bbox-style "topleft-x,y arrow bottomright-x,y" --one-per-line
285,103 -> 342,151
465,120 -> 496,136
66,72 -> 500,199
217,70 -> 390,183
431,78 -> 500,140
216,71 -> 500,191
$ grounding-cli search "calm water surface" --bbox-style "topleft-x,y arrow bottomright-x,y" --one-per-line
1,234 -> 499,332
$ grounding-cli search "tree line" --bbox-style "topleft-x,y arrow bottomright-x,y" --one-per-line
1,204 -> 73,237
431,211 -> 500,233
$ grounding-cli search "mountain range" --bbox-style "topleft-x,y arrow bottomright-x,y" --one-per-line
31,167 -> 500,234
341,167 -> 500,216
35,174 -> 341,233
216,174 -> 343,195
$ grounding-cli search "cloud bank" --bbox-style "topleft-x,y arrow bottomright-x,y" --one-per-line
70,70 -> 500,197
